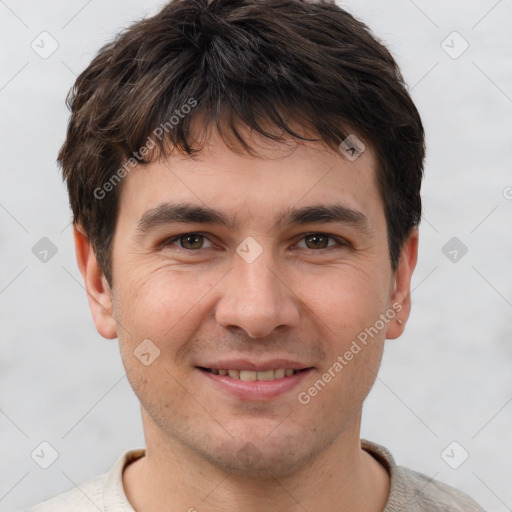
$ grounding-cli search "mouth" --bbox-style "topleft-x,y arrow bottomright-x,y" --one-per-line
198,367 -> 308,381
196,362 -> 314,400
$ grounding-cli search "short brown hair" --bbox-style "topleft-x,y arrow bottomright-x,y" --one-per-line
59,0 -> 425,286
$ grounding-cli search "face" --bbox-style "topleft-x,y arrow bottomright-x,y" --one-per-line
79,123 -> 417,478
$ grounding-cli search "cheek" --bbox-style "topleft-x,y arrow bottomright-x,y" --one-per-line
300,262 -> 391,337
115,262 -> 218,340
113,267 -> 198,404
113,263 -> 224,394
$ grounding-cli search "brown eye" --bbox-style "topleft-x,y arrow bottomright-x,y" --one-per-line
304,234 -> 329,249
299,233 -> 336,250
180,234 -> 204,249
165,233 -> 213,250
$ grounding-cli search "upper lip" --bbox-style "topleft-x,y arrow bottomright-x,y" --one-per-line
197,359 -> 313,372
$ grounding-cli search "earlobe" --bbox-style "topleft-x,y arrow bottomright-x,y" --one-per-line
386,228 -> 419,340
73,226 -> 118,339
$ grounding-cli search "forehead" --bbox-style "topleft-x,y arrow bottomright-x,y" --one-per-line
116,124 -> 383,233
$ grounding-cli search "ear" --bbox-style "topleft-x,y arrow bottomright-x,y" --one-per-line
74,226 -> 117,339
385,227 -> 419,339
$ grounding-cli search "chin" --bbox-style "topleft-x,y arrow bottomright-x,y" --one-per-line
203,446 -> 311,479
193,428 -> 326,479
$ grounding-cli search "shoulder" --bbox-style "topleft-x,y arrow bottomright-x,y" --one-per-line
361,439 -> 486,512
393,465 -> 487,511
25,448 -> 145,512
25,473 -> 105,512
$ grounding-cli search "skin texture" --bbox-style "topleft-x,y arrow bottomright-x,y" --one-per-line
75,123 -> 418,512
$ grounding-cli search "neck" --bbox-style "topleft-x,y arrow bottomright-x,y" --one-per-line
123,413 -> 390,512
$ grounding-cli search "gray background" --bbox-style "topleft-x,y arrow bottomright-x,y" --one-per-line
1,0 -> 511,511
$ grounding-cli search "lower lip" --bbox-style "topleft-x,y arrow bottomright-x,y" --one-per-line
198,368 -> 313,400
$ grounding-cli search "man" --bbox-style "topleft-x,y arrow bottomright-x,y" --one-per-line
27,0 -> 485,510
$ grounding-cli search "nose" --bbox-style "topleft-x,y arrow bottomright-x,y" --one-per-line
214,248 -> 300,339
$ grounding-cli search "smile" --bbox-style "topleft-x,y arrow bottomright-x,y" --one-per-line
197,365 -> 313,400
201,368 -> 305,381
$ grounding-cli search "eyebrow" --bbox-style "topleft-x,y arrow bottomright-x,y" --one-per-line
136,202 -> 372,236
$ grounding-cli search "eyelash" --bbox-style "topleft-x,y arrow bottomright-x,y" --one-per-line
161,232 -> 349,252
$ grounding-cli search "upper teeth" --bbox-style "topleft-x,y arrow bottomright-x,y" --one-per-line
209,368 -> 296,380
